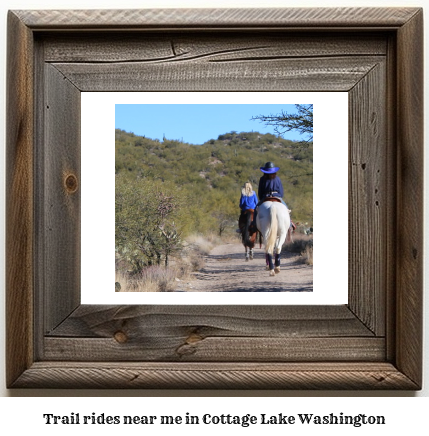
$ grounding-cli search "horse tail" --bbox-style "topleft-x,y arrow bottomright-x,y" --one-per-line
266,205 -> 278,255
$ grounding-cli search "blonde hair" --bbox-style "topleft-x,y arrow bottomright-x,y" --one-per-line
242,182 -> 253,197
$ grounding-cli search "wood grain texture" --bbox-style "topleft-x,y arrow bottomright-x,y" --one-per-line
48,305 -> 374,338
383,33 -> 398,365
11,362 -> 419,390
13,8 -> 421,29
43,337 -> 385,362
6,11 -> 35,388
52,56 -> 383,92
348,62 -> 387,336
6,8 -> 423,390
42,64 -> 81,333
395,9 -> 424,388
43,305 -> 381,362
42,33 -> 388,63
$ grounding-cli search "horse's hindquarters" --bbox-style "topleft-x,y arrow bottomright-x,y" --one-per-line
240,210 -> 256,259
257,202 -> 290,275
257,202 -> 290,246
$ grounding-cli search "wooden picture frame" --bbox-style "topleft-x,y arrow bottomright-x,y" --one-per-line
6,7 -> 423,389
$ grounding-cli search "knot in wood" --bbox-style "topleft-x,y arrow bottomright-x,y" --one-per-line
114,331 -> 128,343
186,333 -> 203,344
64,174 -> 78,193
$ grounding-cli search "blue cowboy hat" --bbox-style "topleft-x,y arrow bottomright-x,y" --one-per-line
260,162 -> 279,174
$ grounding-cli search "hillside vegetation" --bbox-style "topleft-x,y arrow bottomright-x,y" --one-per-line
115,128 -> 312,275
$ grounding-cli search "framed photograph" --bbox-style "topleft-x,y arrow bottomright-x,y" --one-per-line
81,91 -> 348,306
6,7 -> 423,389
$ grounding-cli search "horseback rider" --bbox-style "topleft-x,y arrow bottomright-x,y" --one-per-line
249,162 -> 289,233
236,182 -> 258,233
239,181 -> 258,212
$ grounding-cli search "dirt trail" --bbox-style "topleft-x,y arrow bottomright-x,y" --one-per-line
174,243 -> 313,293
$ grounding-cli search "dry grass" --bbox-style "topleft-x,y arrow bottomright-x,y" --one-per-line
115,267 -> 181,292
185,233 -> 217,255
115,233 -> 223,292
302,242 -> 313,266
286,233 -> 313,266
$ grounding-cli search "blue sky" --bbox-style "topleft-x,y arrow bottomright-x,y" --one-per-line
115,104 -> 303,145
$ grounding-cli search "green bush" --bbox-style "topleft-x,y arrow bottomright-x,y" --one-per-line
115,174 -> 187,273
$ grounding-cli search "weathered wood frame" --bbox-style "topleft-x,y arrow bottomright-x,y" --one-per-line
6,8 -> 423,389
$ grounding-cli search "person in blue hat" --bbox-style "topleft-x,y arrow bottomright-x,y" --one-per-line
249,162 -> 288,233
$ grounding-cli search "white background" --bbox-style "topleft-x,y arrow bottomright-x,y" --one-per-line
81,92 -> 348,305
0,0 -> 428,429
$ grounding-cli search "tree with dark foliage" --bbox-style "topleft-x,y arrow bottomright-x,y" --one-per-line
252,104 -> 313,146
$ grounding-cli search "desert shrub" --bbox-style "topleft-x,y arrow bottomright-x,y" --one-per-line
115,233 -> 221,292
115,174 -> 187,273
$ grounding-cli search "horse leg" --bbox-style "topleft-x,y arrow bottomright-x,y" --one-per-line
245,247 -> 249,261
266,253 -> 275,276
274,252 -> 281,274
249,248 -> 253,260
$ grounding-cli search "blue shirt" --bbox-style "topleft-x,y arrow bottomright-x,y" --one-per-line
239,191 -> 258,211
258,175 -> 284,199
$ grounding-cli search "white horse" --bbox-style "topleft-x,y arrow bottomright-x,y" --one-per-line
256,200 -> 291,276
